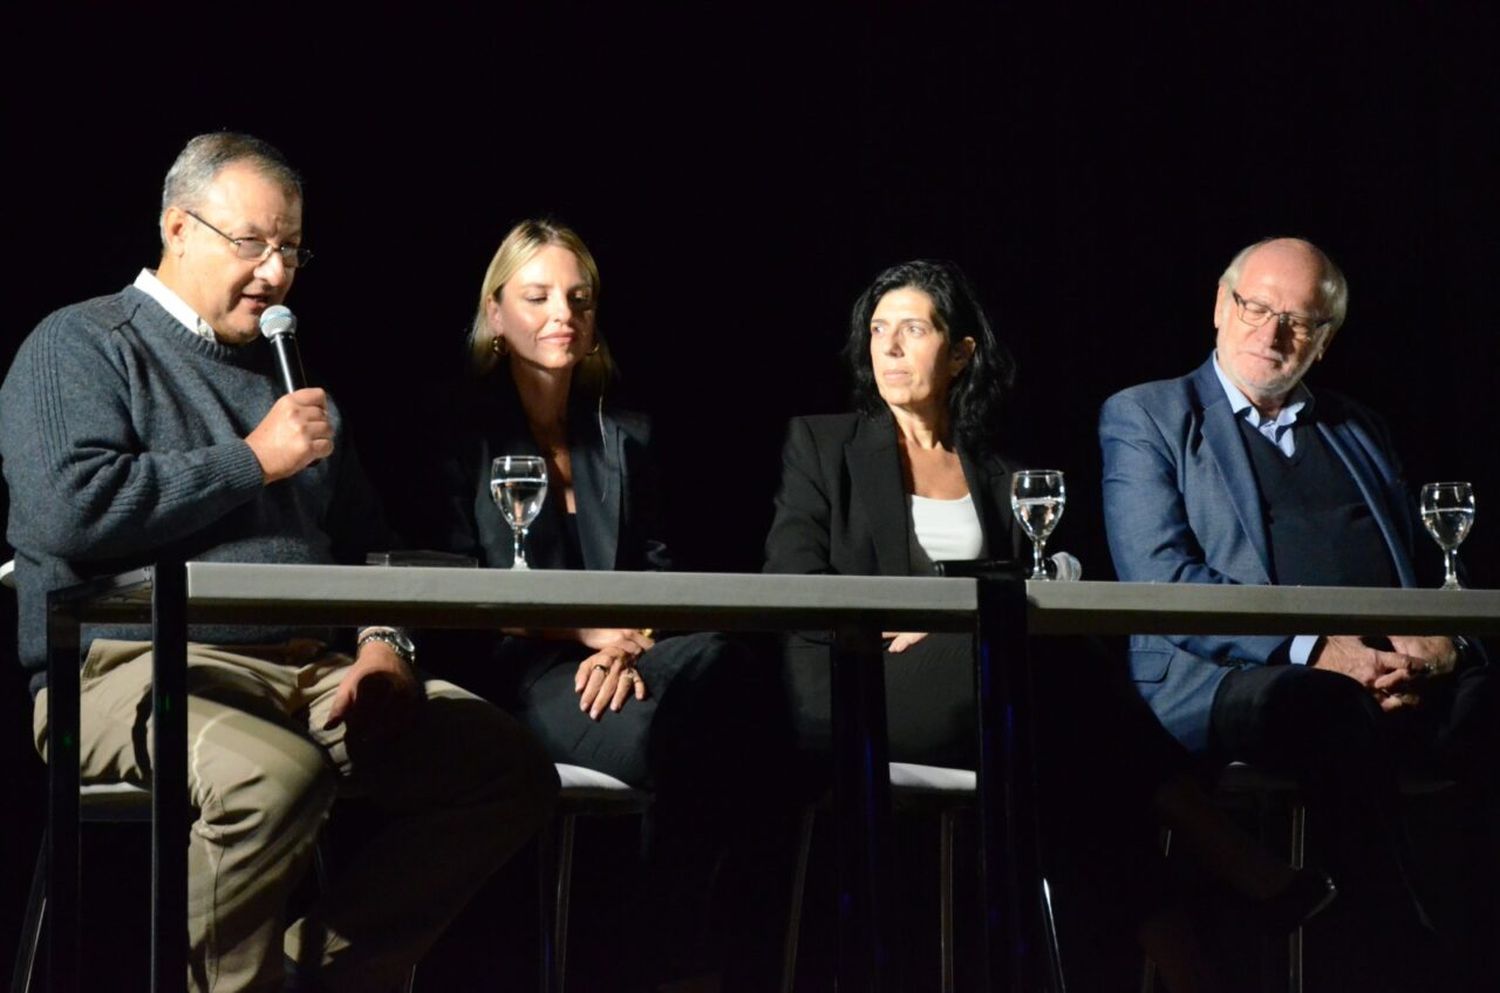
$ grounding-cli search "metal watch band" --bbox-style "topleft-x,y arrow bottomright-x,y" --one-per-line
356,629 -> 415,666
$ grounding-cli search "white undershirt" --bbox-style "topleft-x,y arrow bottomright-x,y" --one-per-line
907,493 -> 986,575
134,269 -> 218,341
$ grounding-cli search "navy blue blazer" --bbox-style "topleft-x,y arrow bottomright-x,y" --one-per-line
1098,356 -> 1427,751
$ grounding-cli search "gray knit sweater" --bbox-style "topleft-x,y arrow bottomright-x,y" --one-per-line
1,285 -> 389,695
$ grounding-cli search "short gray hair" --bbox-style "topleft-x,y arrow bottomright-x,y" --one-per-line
159,132 -> 302,245
1219,237 -> 1349,334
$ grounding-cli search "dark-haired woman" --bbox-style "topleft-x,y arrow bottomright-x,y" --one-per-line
766,260 -> 1332,992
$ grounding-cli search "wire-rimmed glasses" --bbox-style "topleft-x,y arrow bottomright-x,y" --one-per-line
184,209 -> 314,269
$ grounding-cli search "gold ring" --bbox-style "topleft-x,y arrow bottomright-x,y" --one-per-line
592,663 -> 610,674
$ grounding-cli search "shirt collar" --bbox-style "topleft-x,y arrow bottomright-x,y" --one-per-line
133,269 -> 218,342
1210,350 -> 1312,429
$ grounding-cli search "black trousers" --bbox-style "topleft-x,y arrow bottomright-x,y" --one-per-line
1209,659 -> 1500,990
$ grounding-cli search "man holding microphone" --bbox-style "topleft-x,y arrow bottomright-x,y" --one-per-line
1,132 -> 556,992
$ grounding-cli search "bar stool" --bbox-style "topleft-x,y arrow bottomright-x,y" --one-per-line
4,561 -> 415,993
1142,761 -> 1455,993
890,762 -> 979,993
538,763 -> 651,993
781,762 -> 1064,993
9,784 -> 424,993
10,783 -> 151,993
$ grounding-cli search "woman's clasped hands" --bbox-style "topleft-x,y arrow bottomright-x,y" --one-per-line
573,628 -> 654,719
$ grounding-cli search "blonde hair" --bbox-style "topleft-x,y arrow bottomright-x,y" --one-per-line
468,219 -> 615,393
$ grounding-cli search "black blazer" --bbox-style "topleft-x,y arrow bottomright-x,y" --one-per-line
435,386 -> 670,573
764,411 -> 1026,577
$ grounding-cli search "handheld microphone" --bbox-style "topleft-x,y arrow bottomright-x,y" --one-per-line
258,305 -> 306,395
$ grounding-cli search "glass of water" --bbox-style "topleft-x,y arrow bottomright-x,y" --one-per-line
1419,481 -> 1475,590
1011,469 -> 1066,581
490,455 -> 549,570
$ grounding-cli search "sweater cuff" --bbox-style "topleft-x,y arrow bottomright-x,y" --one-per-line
220,439 -> 272,491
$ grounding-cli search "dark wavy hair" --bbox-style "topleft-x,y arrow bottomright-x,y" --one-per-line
844,259 -> 1015,455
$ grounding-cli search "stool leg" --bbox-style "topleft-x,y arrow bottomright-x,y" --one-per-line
554,815 -> 577,993
1041,877 -> 1066,993
1140,828 -> 1172,993
781,805 -> 816,993
940,809 -> 956,993
10,833 -> 47,993
1287,804 -> 1306,993
312,842 -> 331,894
536,819 -> 557,993
1254,796 -> 1277,993
535,814 -> 578,993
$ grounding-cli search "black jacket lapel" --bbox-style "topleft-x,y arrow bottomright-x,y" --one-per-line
846,414 -> 912,576
958,449 -> 1018,561
570,402 -> 622,571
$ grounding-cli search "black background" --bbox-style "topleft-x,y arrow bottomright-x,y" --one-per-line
3,4 -> 1497,987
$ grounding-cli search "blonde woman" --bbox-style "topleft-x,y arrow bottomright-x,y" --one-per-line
434,219 -> 789,991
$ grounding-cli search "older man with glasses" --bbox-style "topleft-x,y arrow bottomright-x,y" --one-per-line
1098,237 -> 1497,991
0,131 -> 558,993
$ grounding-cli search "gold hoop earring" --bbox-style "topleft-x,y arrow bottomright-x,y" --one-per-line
586,339 -> 601,357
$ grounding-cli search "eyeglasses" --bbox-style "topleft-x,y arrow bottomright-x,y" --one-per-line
184,210 -> 313,270
1230,291 -> 1329,341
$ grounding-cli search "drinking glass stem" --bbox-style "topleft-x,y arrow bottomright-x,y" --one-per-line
1031,538 -> 1048,580
513,526 -> 530,571
1442,548 -> 1461,590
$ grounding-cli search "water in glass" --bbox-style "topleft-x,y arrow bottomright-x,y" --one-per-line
1419,481 -> 1475,590
1010,470 -> 1066,580
491,455 -> 549,570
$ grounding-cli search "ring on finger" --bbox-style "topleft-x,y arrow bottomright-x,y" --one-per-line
620,670 -> 637,684
592,663 -> 610,674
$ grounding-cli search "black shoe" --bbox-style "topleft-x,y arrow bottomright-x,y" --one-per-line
1253,868 -> 1337,933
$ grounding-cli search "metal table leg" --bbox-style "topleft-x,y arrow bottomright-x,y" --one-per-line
975,577 -> 1050,992
45,594 -> 82,993
151,560 -> 188,993
831,623 -> 894,993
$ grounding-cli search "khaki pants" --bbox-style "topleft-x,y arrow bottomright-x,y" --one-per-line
35,639 -> 558,993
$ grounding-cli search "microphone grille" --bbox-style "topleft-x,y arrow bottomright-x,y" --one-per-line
259,305 -> 297,338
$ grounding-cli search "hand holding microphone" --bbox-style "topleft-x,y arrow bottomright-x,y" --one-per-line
245,306 -> 332,482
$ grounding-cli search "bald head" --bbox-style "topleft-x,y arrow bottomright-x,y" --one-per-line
1220,238 -> 1347,334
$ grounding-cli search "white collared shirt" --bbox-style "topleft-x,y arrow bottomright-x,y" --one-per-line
133,269 -> 218,342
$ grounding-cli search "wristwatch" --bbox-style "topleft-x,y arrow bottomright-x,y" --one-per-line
357,627 -> 416,667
